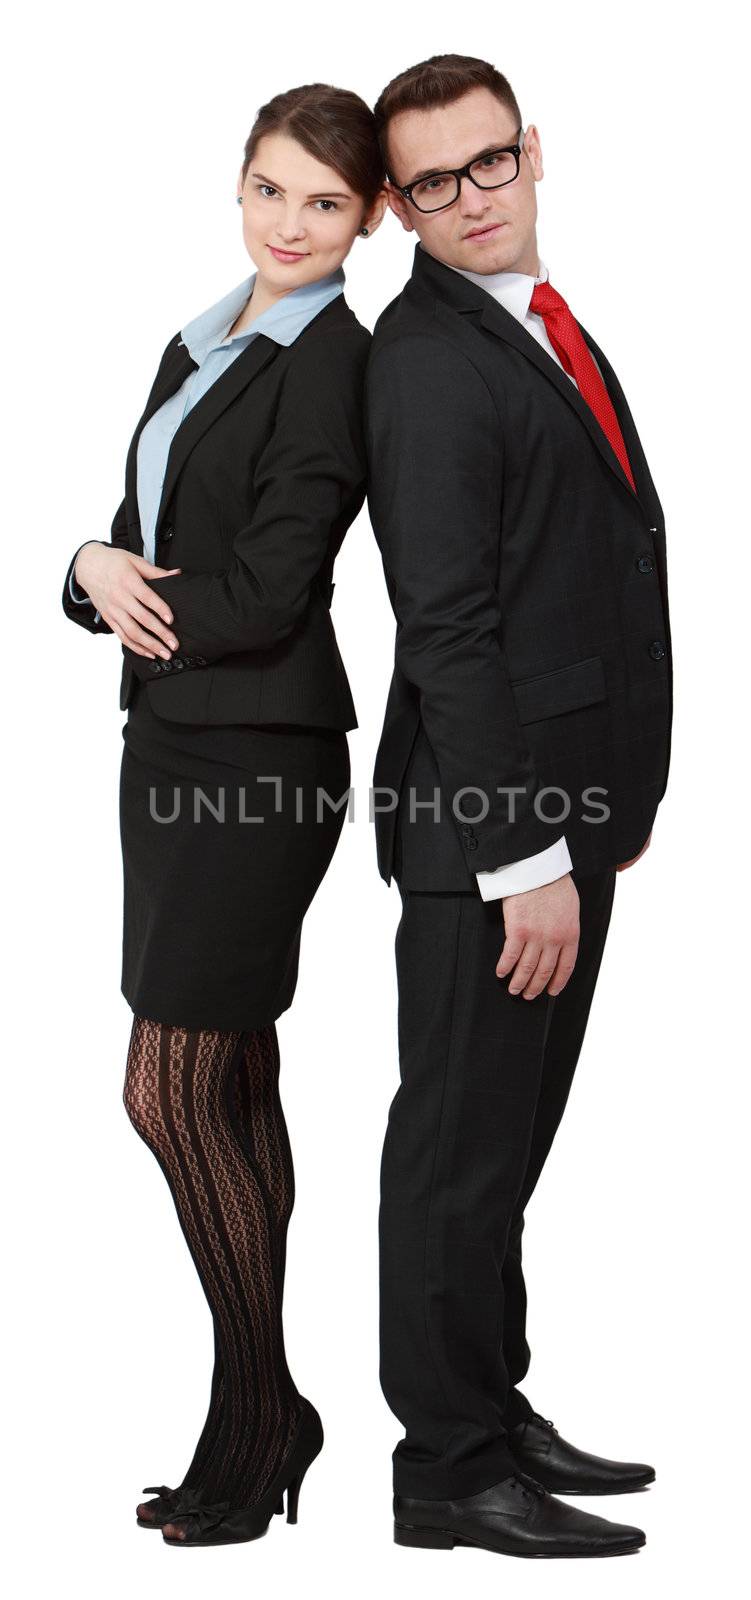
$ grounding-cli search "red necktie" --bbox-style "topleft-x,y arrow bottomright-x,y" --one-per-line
529,280 -> 636,492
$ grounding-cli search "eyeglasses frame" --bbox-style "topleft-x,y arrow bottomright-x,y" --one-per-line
388,127 -> 526,214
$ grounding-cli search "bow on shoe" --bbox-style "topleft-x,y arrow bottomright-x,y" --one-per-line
167,1495 -> 233,1537
142,1484 -> 180,1500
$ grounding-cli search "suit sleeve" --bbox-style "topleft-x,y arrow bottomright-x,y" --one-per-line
60,496 -> 130,635
122,328 -> 369,681
365,332 -> 559,875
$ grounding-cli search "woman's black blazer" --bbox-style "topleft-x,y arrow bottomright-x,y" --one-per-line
62,293 -> 370,730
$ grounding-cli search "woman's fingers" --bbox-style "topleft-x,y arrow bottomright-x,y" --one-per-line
130,554 -> 182,620
131,554 -> 181,581
107,605 -> 172,657
77,547 -> 183,642
126,590 -> 179,649
100,610 -> 156,657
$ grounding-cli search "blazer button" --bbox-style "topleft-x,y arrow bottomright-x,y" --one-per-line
649,639 -> 666,660
194,655 -> 208,666
467,838 -> 479,852
636,555 -> 654,574
160,523 -> 174,542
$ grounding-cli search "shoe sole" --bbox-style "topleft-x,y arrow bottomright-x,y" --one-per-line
162,1524 -> 270,1547
533,1480 -> 655,1496
394,1523 -> 645,1557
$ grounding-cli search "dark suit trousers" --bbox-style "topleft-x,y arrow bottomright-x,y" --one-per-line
379,865 -> 617,1499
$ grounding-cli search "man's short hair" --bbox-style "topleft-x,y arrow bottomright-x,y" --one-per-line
374,53 -> 522,178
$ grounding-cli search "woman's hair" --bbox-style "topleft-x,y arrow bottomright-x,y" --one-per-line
374,54 -> 522,177
242,84 -> 384,209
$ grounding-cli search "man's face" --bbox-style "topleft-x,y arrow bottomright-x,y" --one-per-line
385,86 -> 543,276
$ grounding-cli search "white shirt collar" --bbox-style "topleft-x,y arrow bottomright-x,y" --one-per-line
448,257 -> 549,321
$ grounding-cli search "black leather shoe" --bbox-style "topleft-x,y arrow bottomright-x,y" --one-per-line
508,1413 -> 655,1495
393,1474 -> 645,1557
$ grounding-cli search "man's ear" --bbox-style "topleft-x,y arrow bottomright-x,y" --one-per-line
523,124 -> 544,182
385,182 -> 415,234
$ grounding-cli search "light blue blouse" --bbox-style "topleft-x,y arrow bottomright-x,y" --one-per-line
70,266 -> 346,617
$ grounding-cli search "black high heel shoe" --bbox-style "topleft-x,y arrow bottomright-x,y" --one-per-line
161,1397 -> 323,1547
137,1484 -> 186,1529
137,1483 -> 286,1528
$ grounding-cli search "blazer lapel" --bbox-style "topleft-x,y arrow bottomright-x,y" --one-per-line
124,332 -> 280,540
580,324 -> 663,521
409,245 -> 641,502
475,296 -> 637,499
124,337 -> 196,527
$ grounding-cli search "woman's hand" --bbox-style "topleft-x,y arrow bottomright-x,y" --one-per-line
74,543 -> 182,659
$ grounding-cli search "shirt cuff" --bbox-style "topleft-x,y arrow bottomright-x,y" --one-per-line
475,836 -> 573,901
68,559 -> 102,624
68,568 -> 95,606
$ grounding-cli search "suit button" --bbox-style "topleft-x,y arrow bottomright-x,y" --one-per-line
194,655 -> 207,666
636,555 -> 654,574
467,838 -> 478,852
160,523 -> 174,542
649,639 -> 666,660
150,661 -> 163,674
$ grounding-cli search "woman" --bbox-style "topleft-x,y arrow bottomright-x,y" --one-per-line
61,83 -> 385,1547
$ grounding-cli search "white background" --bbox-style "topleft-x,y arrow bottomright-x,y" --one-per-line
4,2 -> 748,1595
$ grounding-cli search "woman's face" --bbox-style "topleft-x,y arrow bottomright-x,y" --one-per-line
237,131 -> 381,291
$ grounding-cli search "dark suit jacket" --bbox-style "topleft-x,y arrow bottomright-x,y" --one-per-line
62,294 -> 370,730
365,244 -> 672,887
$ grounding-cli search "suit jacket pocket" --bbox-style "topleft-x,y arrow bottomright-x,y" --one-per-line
511,655 -> 607,725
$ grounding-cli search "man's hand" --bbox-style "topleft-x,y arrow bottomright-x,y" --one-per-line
617,830 -> 652,872
74,544 -> 182,658
496,874 -> 581,999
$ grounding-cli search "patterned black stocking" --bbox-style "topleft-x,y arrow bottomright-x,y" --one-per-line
124,1017 -> 301,1525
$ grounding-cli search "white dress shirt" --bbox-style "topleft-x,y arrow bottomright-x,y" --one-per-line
445,256 -> 573,900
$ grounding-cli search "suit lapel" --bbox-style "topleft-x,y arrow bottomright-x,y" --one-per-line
124,337 -> 196,526
409,244 -> 643,503
124,332 -> 280,539
475,296 -> 637,498
579,324 -> 663,520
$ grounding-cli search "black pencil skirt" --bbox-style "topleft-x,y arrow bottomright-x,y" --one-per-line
119,679 -> 350,1030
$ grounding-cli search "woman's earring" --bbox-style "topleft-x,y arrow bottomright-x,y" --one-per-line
360,226 -> 369,236
236,196 -> 242,206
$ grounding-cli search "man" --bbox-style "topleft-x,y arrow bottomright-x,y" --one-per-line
366,53 -> 671,1560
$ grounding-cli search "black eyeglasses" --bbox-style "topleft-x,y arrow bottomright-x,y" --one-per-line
390,128 -> 525,214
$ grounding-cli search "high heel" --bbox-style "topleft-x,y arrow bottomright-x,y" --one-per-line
286,1469 -> 306,1525
161,1397 -> 324,1547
